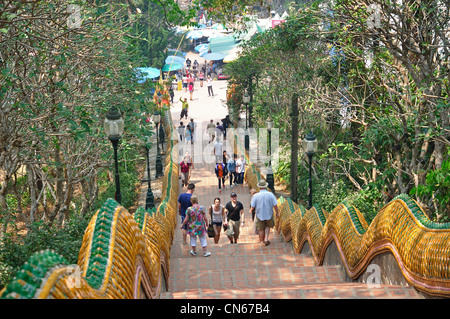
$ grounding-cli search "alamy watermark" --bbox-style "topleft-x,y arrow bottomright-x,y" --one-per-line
366,264 -> 381,288
67,4 -> 82,29
65,264 -> 82,289
367,3 -> 381,29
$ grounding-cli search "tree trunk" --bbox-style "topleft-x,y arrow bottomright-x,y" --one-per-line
290,93 -> 299,202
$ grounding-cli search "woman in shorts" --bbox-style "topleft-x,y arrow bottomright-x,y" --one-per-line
179,156 -> 191,188
181,195 -> 211,257
208,197 -> 227,244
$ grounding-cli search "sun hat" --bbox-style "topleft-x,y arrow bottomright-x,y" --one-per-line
257,180 -> 268,188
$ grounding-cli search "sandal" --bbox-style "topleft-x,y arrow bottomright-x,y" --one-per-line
264,241 -> 270,246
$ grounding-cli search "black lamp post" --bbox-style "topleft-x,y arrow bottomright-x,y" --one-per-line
266,117 -> 275,193
142,136 -> 155,209
243,91 -> 250,151
104,107 -> 124,204
302,131 -> 318,209
152,111 -> 163,177
159,113 -> 165,153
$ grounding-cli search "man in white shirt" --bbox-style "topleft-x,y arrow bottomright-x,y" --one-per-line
249,180 -> 279,246
207,76 -> 214,96
177,122 -> 185,142
236,155 -> 245,184
213,139 -> 223,164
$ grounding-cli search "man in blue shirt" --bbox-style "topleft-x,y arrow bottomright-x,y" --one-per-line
249,180 -> 279,246
178,183 -> 195,245
227,154 -> 238,188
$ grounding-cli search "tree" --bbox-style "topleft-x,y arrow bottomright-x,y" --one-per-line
226,9 -> 333,202
0,1 -> 160,235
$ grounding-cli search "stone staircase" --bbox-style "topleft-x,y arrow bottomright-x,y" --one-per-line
160,201 -> 421,299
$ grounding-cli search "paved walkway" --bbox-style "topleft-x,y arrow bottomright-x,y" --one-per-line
159,51 -> 422,299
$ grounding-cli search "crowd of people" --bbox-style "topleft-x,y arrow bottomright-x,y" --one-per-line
177,179 -> 280,258
171,52 -> 279,258
170,58 -> 217,109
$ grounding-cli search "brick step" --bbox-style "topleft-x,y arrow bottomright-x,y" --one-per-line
161,280 -> 420,299
167,265 -> 345,291
169,253 -> 316,273
169,238 -> 297,259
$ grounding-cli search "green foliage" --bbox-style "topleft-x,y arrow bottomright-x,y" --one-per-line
0,212 -> 91,289
410,159 -> 450,221
0,157 -> 141,289
295,164 -> 383,223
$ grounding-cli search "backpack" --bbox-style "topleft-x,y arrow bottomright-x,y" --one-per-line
216,164 -> 224,177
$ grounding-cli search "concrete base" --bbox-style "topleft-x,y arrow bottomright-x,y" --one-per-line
298,239 -> 440,299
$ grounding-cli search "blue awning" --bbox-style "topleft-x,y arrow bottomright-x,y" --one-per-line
208,35 -> 236,55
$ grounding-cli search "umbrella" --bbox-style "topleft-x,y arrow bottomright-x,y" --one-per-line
165,55 -> 185,64
186,30 -> 203,39
195,23 -> 206,29
195,43 -> 209,52
167,49 -> 187,57
198,48 -> 209,57
135,67 -> 160,82
162,63 -> 183,72
203,52 -> 225,61
223,46 -> 242,63
212,23 -> 225,30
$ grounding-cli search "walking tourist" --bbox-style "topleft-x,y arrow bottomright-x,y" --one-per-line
177,121 -> 185,142
180,97 -> 189,119
207,119 -> 216,143
249,180 -> 279,246
209,197 -> 227,244
179,156 -> 192,189
213,138 -> 223,164
207,76 -> 214,96
177,183 -> 195,245
182,74 -> 188,92
227,154 -> 238,188
169,86 -> 174,103
189,118 -> 197,144
199,71 -> 204,87
215,121 -> 224,141
224,192 -> 244,244
236,155 -> 245,184
215,161 -> 226,193
188,80 -> 194,101
181,195 -> 212,257
185,123 -> 192,144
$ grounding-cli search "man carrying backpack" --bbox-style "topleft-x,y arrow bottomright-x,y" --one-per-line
215,162 -> 226,193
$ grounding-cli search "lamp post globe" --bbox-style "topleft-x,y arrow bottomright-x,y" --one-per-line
303,130 -> 318,209
302,130 -> 318,156
266,117 -> 274,131
152,111 -> 161,125
104,107 -> 124,204
243,92 -> 250,105
104,107 -> 124,141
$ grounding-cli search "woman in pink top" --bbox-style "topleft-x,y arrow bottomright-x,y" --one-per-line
181,195 -> 212,257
